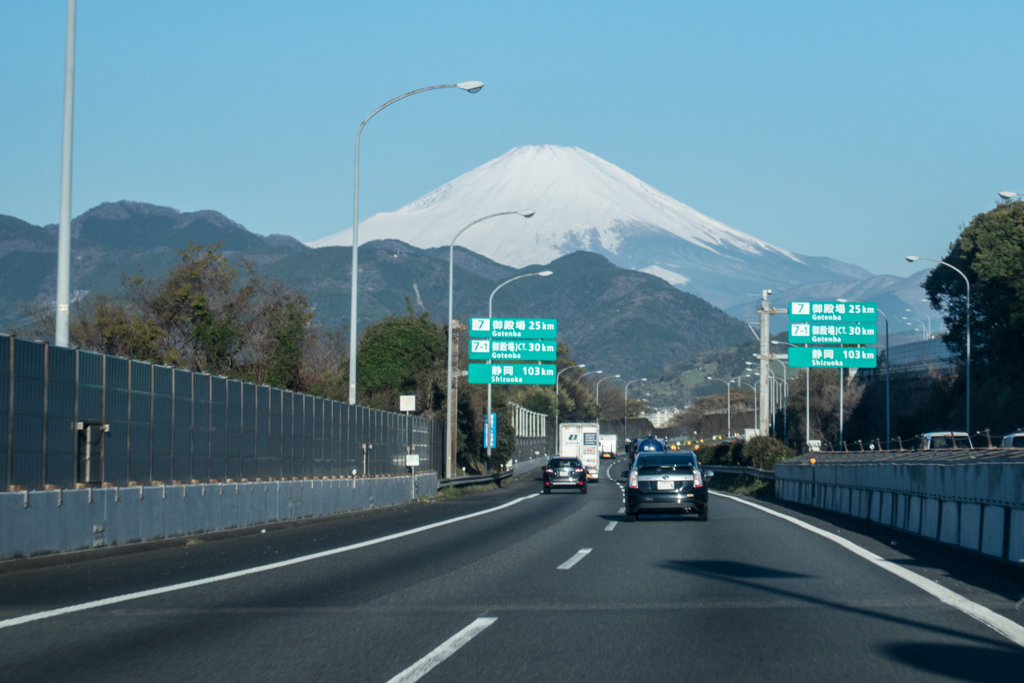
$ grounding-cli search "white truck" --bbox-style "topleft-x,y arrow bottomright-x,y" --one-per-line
560,422 -> 601,481
599,434 -> 618,459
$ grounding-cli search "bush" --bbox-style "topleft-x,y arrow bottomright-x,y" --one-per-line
741,436 -> 794,470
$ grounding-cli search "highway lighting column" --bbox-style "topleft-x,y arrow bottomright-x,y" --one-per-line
705,376 -> 735,436
555,364 -> 585,455
55,0 -> 77,347
623,378 -> 647,442
876,308 -> 891,450
445,210 -> 535,478
595,374 -> 620,406
349,80 -> 484,406
737,379 -> 757,432
774,339 -> 811,451
907,255 -> 971,434
484,270 -> 552,472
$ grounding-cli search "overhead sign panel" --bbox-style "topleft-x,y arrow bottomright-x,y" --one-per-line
788,323 -> 878,345
787,346 -> 878,369
788,301 -> 877,323
468,339 -> 557,361
469,318 -> 557,339
467,363 -> 556,385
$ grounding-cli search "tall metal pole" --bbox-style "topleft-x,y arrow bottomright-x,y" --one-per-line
55,0 -> 77,347
445,210 -> 532,478
839,367 -> 844,448
596,374 -> 620,406
907,256 -> 971,435
555,364 -> 584,456
623,378 -> 646,443
878,309 -> 891,449
349,81 -> 483,406
757,290 -> 773,435
805,364 -> 810,451
485,270 -> 551,472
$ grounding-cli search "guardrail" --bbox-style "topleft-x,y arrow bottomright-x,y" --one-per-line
705,465 -> 775,480
438,470 -> 514,488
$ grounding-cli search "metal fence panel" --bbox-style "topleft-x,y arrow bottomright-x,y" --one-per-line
0,336 -> 9,490
12,339 -> 45,490
46,345 -> 76,488
269,388 -> 282,479
312,397 -> 323,478
152,366 -> 173,483
226,380 -> 241,481
128,361 -> 152,483
282,391 -> 294,478
105,356 -> 130,485
241,382 -> 256,480
256,384 -> 269,480
303,395 -> 314,478
193,373 -> 210,482
209,376 -> 226,481
173,369 -> 192,483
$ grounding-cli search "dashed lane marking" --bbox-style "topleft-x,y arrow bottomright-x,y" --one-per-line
605,521 -> 617,531
385,617 -> 497,683
711,491 -> 1024,649
557,548 -> 593,570
618,507 -> 625,514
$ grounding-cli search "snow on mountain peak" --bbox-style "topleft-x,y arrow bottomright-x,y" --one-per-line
309,144 -> 800,271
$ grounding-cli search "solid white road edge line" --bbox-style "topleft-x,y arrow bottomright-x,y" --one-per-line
710,491 -> 1024,649
385,617 -> 497,683
605,521 -> 618,531
0,494 -> 541,631
557,548 -> 593,570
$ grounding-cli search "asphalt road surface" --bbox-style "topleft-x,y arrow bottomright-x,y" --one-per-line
2,458 -> 1023,682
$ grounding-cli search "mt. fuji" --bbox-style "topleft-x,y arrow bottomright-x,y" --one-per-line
310,145 -> 872,309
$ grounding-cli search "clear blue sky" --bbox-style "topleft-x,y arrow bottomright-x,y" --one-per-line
2,1 -> 1022,276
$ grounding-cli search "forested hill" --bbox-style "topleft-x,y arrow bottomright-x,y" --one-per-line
0,200 -> 750,378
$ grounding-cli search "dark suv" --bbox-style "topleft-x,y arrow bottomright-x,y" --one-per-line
625,451 -> 710,521
543,457 -> 588,494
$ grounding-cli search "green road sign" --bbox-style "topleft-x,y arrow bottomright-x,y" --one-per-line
467,363 -> 556,385
788,346 -> 877,369
788,322 -> 878,345
469,318 -> 557,339
788,301 -> 877,323
469,339 -> 556,361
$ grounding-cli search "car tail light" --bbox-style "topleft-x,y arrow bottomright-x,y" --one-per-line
693,470 -> 704,488
629,470 -> 638,489
575,468 -> 584,473
544,468 -> 553,473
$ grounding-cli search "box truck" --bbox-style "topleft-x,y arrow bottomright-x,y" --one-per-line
599,434 -> 618,459
559,422 -> 601,481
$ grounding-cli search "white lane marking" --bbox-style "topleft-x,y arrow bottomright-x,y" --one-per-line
0,494 -> 540,631
386,617 -> 497,683
557,548 -> 593,570
605,521 -> 618,532
618,507 -> 625,514
711,491 -> 1024,649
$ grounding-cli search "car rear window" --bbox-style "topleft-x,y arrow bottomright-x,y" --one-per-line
636,455 -> 696,470
549,459 -> 579,468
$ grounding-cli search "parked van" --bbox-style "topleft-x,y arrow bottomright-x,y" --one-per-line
919,432 -> 973,449
1001,432 -> 1024,448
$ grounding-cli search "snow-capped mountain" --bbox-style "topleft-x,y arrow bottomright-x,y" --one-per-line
310,145 -> 872,309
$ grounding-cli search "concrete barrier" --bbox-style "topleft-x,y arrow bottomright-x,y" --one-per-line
776,452 -> 1024,564
0,472 -> 438,561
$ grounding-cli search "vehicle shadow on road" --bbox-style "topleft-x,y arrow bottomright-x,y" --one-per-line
663,559 -> 811,579
880,642 -> 1024,682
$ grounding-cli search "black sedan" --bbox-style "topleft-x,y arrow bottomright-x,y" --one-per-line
624,452 -> 710,521
543,457 -> 588,494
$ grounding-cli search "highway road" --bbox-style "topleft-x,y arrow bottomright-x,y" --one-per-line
1,458 -> 1023,682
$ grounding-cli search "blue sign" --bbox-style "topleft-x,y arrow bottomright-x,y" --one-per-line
483,413 -> 497,448
583,433 -> 597,446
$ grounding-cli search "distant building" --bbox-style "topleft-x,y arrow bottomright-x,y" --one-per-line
642,409 -> 677,428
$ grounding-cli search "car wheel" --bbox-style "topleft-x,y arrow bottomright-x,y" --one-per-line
581,485 -> 588,494
625,513 -> 637,522
697,511 -> 708,521
543,487 -> 551,494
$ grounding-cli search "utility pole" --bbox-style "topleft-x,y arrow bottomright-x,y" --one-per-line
754,290 -> 785,437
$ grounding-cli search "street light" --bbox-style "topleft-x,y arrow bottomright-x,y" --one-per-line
875,308 -> 891,450
907,255 -> 971,433
999,191 -> 1022,199
773,339 -> 813,452
348,80 -> 484,405
903,318 -> 927,340
706,376 -> 744,437
445,210 -> 535,477
484,270 -> 553,472
595,374 -> 621,406
555,364 -> 585,454
54,0 -> 77,347
624,378 -> 647,442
